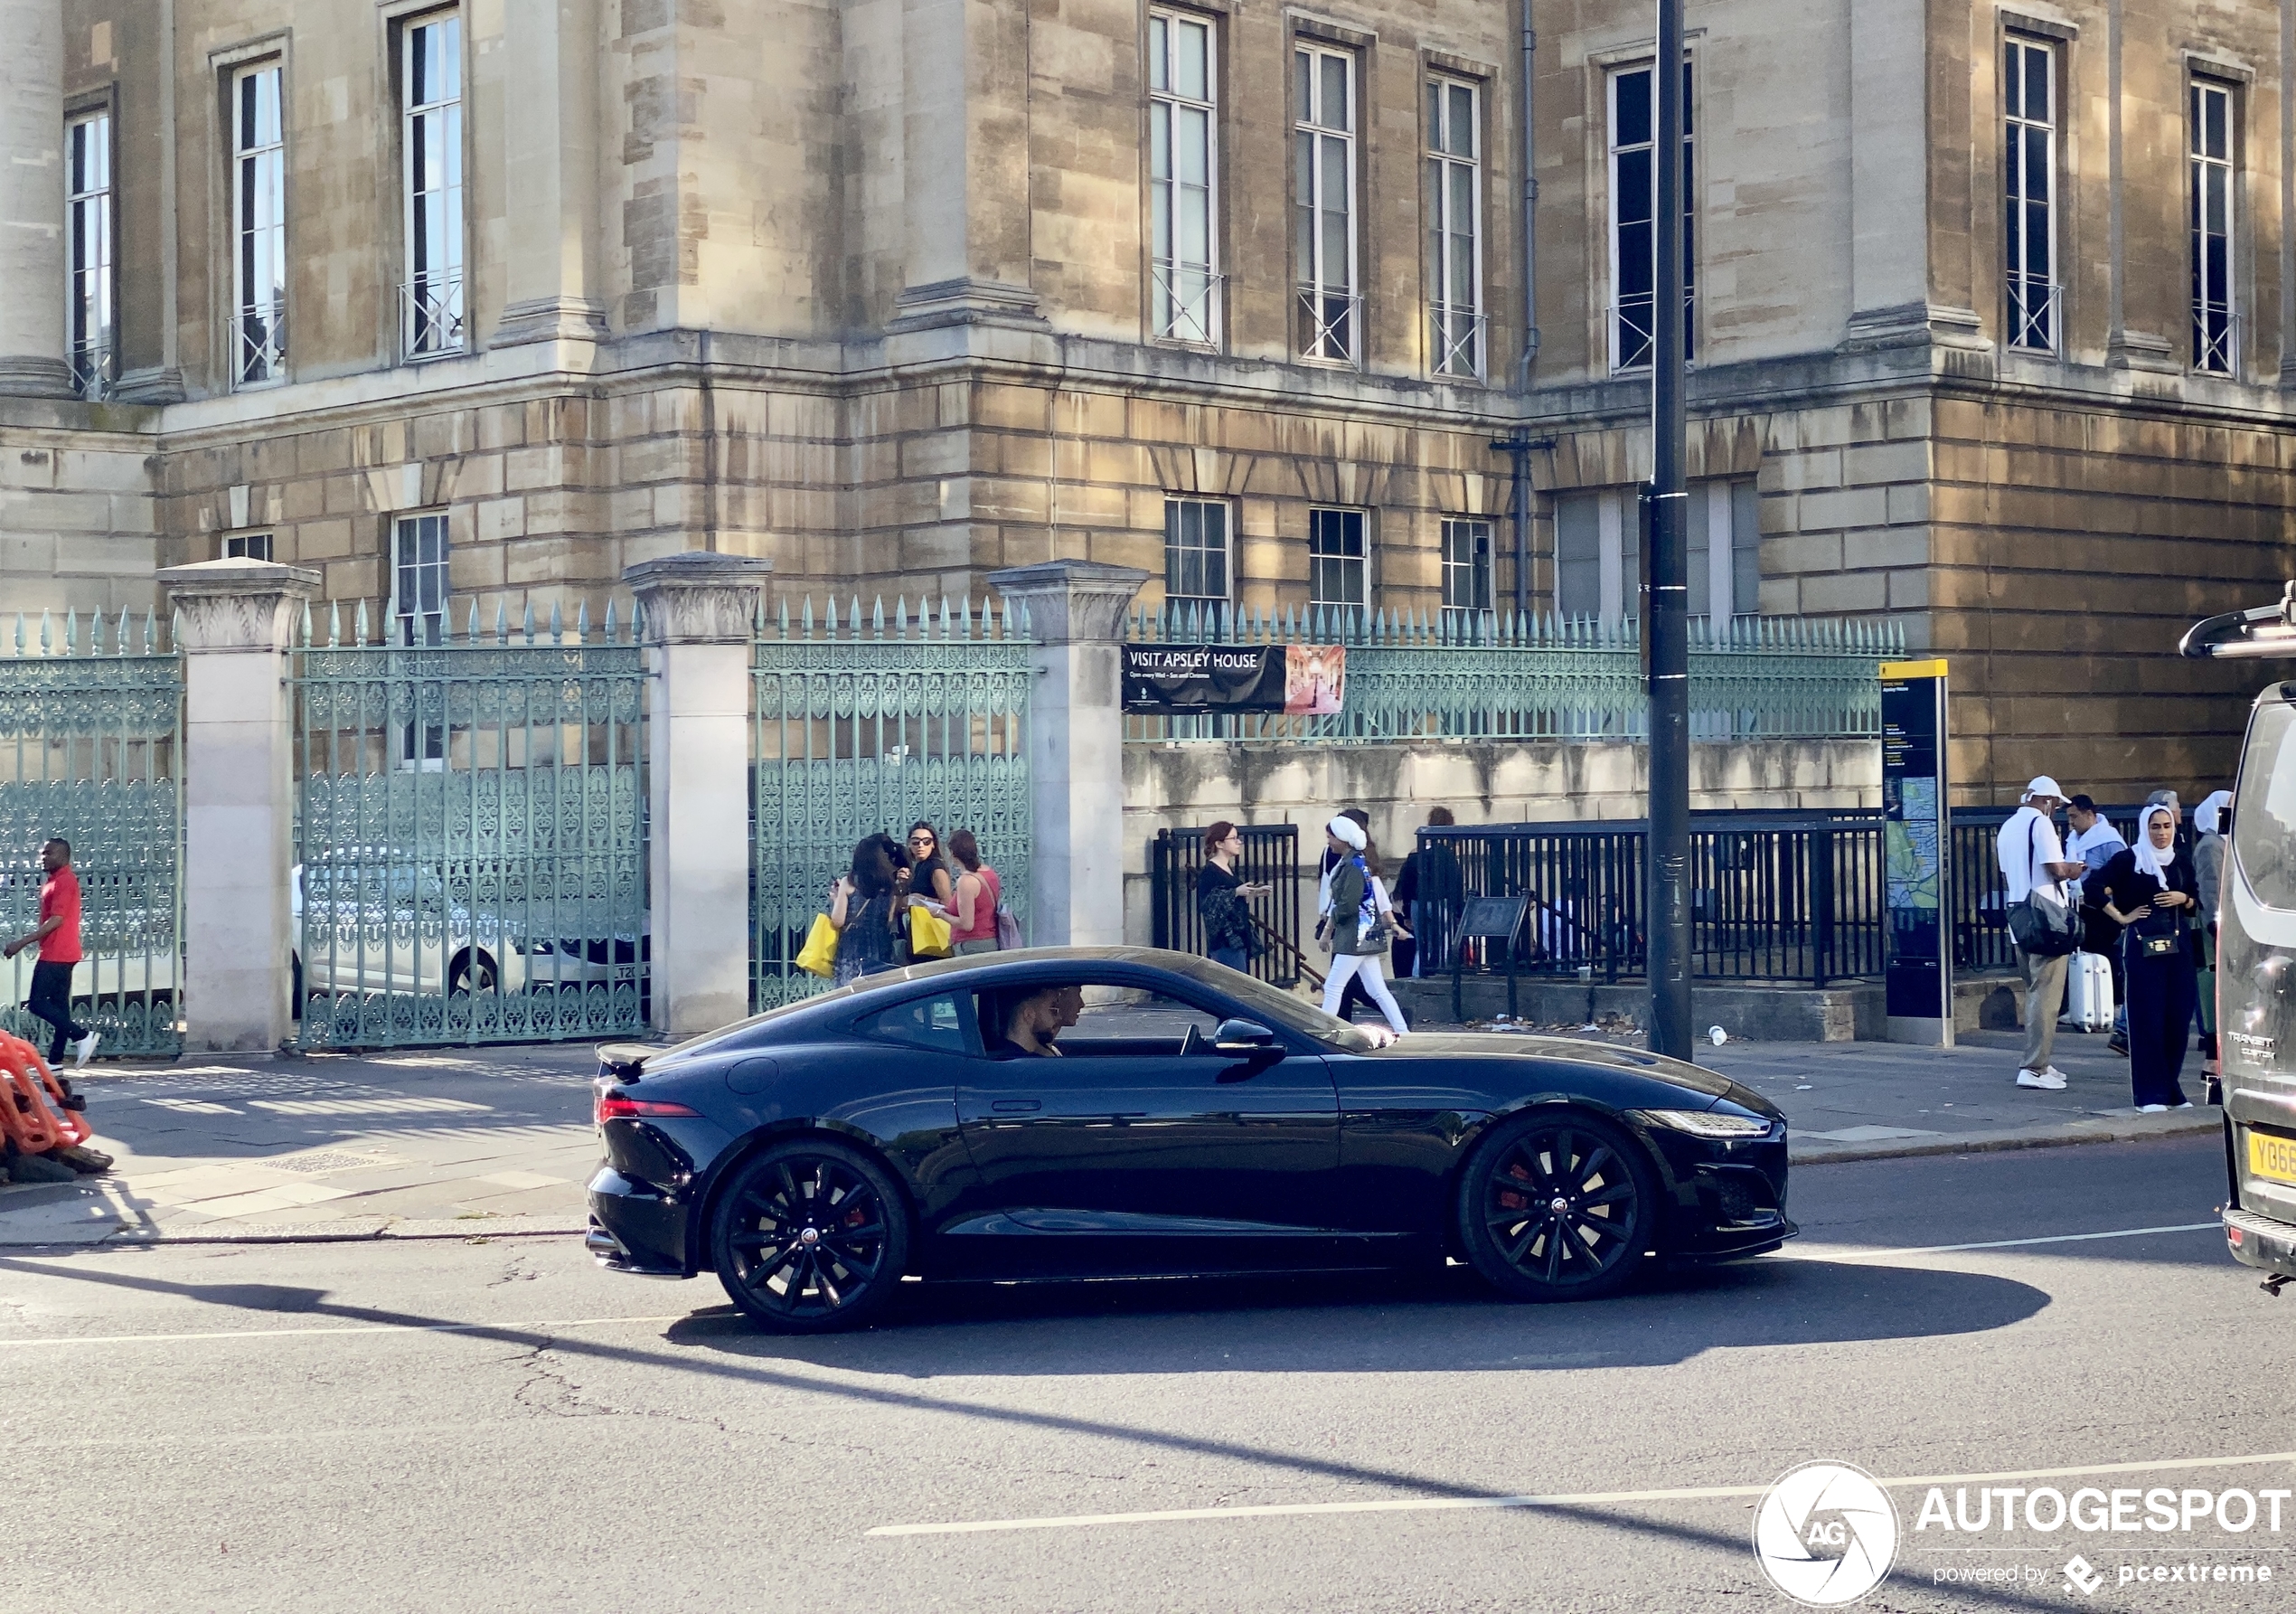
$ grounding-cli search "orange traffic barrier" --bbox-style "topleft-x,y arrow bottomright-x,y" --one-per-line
0,1032 -> 92,1153
0,1033 -> 64,1154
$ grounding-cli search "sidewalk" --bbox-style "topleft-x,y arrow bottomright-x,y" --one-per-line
0,1044 -> 602,1247
0,1023 -> 2222,1247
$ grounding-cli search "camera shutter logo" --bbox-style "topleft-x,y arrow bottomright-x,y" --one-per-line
1752,1461 -> 1900,1607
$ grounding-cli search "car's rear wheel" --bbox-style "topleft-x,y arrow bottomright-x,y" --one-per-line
1457,1110 -> 1656,1302
447,949 -> 498,996
710,1137 -> 909,1333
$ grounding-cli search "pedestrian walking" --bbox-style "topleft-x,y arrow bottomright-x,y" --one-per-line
827,836 -> 904,986
2193,788 -> 2232,1081
2,838 -> 97,1066
1390,807 -> 1460,977
2089,804 -> 2197,1110
1317,807 -> 1379,1019
946,829 -> 1003,957
1996,778 -> 2083,1089
1195,821 -> 1268,974
2065,795 -> 2129,1047
1318,816 -> 1409,1036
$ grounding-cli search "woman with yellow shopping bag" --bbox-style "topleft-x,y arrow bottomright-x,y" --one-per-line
823,837 -> 904,986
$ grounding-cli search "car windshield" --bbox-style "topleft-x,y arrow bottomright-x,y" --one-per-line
2235,700 -> 2296,910
1158,957 -> 1377,1052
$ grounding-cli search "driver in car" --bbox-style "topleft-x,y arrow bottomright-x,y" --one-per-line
995,984 -> 1083,1056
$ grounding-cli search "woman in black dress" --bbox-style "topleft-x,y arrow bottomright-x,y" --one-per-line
828,836 -> 904,986
2086,804 -> 2198,1110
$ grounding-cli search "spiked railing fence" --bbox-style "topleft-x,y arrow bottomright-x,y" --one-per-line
1124,606 -> 1902,743
752,593 -> 1032,1010
0,609 -> 183,1056
290,597 -> 648,1048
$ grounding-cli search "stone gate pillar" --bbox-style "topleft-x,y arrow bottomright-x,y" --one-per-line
985,561 -> 1149,948
160,559 -> 321,1052
626,552 -> 771,1037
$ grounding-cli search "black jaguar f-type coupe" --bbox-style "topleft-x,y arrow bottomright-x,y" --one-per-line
585,947 -> 1793,1332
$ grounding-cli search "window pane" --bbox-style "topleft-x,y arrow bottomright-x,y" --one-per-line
860,993 -> 970,1055
1177,20 -> 1207,100
1322,54 -> 1348,131
1731,480 -> 1761,616
1449,84 -> 1474,156
1615,68 -> 1651,146
1150,15 -> 1167,91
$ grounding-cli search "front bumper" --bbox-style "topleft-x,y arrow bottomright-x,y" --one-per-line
1638,1123 -> 1796,1260
2223,1205 -> 2296,1281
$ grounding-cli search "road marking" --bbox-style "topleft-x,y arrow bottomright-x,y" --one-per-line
1784,1222 -> 2220,1262
868,1450 -> 2296,1538
0,1313 -> 688,1349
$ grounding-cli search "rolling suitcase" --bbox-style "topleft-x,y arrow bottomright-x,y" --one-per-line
2062,950 -> 2115,1032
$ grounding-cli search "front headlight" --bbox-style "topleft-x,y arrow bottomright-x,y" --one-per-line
1635,1108 -> 1773,1138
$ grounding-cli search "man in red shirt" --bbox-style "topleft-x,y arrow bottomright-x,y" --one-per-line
4,838 -> 96,1065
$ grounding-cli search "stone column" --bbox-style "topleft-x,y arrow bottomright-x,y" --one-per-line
626,552 -> 772,1037
893,0 -> 1042,329
0,0 -> 72,397
985,562 -> 1149,948
493,0 -> 609,346
160,560 -> 322,1052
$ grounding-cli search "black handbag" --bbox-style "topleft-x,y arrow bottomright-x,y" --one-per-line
2004,817 -> 2078,957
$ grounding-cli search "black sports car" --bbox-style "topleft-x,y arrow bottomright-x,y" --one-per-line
585,947 -> 1793,1332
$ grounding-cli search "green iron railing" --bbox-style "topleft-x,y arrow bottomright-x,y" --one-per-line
752,594 -> 1032,1011
293,599 -> 648,1048
1124,605 -> 1902,743
0,610 -> 183,1058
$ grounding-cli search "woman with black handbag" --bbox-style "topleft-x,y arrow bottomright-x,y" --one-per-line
2088,804 -> 2198,1111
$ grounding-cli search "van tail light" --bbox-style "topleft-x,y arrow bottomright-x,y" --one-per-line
596,1092 -> 701,1125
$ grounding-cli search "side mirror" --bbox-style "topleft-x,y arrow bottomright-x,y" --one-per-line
1213,1018 -> 1278,1051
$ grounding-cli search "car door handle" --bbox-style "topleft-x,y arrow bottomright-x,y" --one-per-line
992,1099 -> 1042,1112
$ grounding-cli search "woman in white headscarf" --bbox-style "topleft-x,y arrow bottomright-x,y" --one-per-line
2193,789 -> 2232,1081
1318,816 -> 1409,1036
2088,804 -> 2199,1109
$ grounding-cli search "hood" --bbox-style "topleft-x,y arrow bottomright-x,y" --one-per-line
1385,1032 -> 1740,1100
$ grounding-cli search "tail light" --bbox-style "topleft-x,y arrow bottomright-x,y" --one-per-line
595,1091 -> 701,1125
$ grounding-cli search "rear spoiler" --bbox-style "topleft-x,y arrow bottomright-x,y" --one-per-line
597,1043 -> 650,1081
2181,582 -> 2296,661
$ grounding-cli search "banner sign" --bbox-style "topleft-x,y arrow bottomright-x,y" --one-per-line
1122,644 -> 1346,716
1880,658 -> 1952,1042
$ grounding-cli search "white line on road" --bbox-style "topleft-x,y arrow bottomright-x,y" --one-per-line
1784,1222 -> 2220,1261
0,1313 -> 687,1348
868,1450 -> 2296,1538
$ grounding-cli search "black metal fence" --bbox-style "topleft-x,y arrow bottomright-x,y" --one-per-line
1149,824 -> 1304,986
1419,804 -> 2164,987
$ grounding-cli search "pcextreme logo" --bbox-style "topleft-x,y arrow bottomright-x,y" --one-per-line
1752,1461 -> 1902,1607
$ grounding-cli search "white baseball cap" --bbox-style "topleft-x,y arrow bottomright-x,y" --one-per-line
2023,776 -> 2065,801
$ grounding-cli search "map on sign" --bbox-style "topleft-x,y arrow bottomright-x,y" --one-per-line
1885,776 -> 1941,912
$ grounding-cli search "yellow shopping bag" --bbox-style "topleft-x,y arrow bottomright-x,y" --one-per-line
795,914 -> 841,978
908,904 -> 954,960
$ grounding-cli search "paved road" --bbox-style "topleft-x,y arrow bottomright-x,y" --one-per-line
7,1134 -> 2289,1611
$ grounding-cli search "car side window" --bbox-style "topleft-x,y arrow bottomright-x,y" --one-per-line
976,978 -> 1225,1059
855,991 -> 973,1055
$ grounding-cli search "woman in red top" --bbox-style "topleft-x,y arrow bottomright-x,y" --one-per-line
946,830 -> 1002,956
4,837 -> 95,1064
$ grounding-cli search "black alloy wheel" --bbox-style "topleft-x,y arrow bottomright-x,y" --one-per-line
1457,1110 -> 1657,1302
710,1138 -> 910,1333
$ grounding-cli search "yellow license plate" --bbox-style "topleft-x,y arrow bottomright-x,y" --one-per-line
2249,1130 -> 2296,1186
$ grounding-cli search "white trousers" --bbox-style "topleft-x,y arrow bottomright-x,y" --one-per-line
1322,952 -> 1409,1034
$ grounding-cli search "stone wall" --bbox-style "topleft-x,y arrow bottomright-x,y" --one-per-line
0,400 -> 159,617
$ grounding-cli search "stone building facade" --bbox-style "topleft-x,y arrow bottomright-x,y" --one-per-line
2,0 -> 2294,800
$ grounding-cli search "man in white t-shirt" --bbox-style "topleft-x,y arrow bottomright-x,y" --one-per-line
1996,775 -> 2086,1089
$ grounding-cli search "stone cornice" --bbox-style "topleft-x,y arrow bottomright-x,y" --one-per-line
625,552 -> 773,645
158,560 -> 323,654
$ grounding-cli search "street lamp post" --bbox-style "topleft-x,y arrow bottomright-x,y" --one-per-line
1646,0 -> 1693,1060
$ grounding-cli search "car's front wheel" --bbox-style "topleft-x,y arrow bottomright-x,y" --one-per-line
710,1137 -> 910,1333
1457,1110 -> 1657,1302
